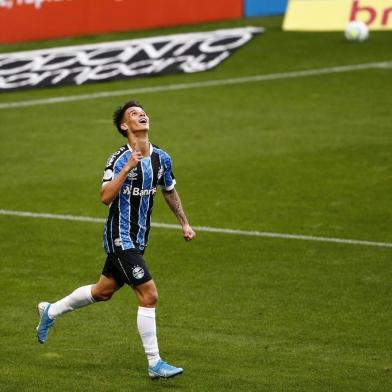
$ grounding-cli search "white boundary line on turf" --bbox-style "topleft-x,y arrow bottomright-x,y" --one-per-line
0,60 -> 391,109
0,209 -> 391,249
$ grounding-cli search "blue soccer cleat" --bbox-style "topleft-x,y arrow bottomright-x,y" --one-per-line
36,302 -> 55,344
148,360 -> 183,380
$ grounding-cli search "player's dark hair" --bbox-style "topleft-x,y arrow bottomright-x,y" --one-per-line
113,100 -> 143,137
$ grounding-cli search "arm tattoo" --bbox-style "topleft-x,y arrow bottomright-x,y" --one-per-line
162,189 -> 188,226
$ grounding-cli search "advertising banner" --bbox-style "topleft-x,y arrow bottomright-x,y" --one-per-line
283,0 -> 392,31
0,27 -> 263,92
0,0 -> 243,44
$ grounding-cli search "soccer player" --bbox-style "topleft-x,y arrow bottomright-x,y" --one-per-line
36,100 -> 196,380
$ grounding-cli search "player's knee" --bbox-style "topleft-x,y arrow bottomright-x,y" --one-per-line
149,291 -> 159,306
142,291 -> 158,307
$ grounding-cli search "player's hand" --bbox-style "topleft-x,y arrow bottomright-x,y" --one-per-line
125,151 -> 142,172
182,224 -> 196,241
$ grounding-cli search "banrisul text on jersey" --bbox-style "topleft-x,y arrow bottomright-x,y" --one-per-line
101,143 -> 176,253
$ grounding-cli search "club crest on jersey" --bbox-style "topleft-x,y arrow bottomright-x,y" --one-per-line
132,266 -> 145,279
114,238 -> 122,247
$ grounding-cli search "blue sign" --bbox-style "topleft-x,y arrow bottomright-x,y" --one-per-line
244,0 -> 288,17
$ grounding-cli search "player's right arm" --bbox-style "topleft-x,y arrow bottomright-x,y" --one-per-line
100,151 -> 142,205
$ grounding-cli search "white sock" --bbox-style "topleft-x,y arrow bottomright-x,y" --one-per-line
48,285 -> 95,319
137,306 -> 161,367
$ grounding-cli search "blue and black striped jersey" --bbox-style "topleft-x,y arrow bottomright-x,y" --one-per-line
101,143 -> 176,254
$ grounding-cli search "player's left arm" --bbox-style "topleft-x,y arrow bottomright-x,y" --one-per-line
162,188 -> 196,241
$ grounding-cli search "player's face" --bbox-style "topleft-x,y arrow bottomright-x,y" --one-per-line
122,106 -> 149,133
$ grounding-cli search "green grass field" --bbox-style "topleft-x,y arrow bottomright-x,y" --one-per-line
0,16 -> 391,392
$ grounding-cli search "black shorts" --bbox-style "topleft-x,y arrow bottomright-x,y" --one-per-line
102,249 -> 152,287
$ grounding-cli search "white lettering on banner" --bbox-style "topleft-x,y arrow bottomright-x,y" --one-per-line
0,0 -> 71,10
0,27 -> 263,91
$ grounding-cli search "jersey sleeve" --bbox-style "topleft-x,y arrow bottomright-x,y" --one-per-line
101,150 -> 126,187
158,153 -> 176,191
101,155 -> 115,187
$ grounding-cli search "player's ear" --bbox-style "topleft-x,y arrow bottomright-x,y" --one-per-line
120,122 -> 128,132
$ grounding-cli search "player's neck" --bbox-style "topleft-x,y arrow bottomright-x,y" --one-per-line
127,132 -> 150,156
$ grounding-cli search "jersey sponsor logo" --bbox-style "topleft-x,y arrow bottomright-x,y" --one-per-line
122,185 -> 157,196
157,166 -> 163,181
133,187 -> 157,196
132,266 -> 145,279
127,167 -> 138,180
106,147 -> 126,168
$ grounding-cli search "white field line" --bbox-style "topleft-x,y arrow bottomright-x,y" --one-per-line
0,61 -> 391,109
0,209 -> 391,249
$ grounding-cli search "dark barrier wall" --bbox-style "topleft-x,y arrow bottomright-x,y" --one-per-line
244,0 -> 288,17
0,0 -> 243,44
